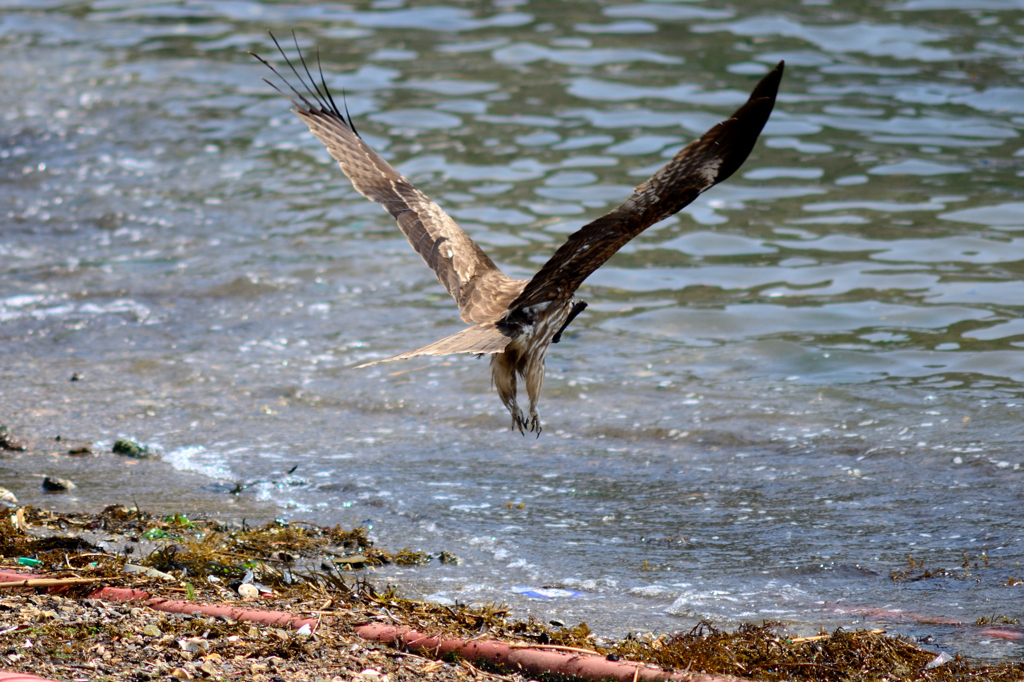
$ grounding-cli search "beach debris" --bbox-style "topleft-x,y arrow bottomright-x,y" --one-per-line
437,551 -> 462,565
123,563 -> 175,580
143,527 -> 175,539
41,476 -> 76,492
12,507 -> 29,532
394,548 -> 431,565
926,651 -> 954,669
228,464 -> 299,495
0,425 -> 27,451
238,582 -> 260,600
112,438 -> 152,458
512,586 -> 583,599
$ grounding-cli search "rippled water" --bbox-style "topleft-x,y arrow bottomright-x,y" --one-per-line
2,0 -> 1024,661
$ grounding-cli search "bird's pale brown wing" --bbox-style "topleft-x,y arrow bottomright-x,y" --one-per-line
253,36 -> 522,324
354,321 -> 514,368
508,61 -> 784,313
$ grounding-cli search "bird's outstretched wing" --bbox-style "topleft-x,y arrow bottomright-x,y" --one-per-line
508,62 -> 784,313
252,34 -> 523,324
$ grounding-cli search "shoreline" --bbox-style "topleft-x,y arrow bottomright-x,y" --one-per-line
2,503 -> 1022,682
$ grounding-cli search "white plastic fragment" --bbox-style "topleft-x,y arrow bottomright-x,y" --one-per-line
123,563 -> 174,580
925,651 -> 953,669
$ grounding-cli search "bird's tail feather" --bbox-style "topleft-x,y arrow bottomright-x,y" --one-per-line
354,322 -> 513,368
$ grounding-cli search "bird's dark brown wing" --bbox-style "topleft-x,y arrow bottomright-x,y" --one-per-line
253,36 -> 524,324
507,61 -> 784,313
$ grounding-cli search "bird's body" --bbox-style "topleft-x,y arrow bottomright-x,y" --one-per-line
254,37 -> 783,434
493,296 -> 575,433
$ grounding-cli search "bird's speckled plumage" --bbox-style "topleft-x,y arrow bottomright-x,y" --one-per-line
254,35 -> 783,434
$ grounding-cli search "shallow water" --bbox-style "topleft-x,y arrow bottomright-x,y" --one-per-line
2,0 -> 1024,661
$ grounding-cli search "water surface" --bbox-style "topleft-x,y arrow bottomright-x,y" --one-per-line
2,0 -> 1023,661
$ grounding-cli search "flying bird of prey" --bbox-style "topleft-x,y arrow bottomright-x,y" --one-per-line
253,37 -> 783,435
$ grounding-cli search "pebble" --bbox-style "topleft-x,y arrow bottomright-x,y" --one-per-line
0,425 -> 27,451
112,438 -> 151,458
41,476 -> 77,492
0,487 -> 17,508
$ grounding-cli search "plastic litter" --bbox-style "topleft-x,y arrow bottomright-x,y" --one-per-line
925,651 -> 953,669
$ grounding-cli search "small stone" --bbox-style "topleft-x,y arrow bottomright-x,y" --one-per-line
0,487 -> 17,508
41,476 -> 76,492
0,425 -> 27,451
170,668 -> 193,681
142,624 -> 161,637
438,551 -> 462,565
199,662 -> 219,677
250,663 -> 268,675
112,439 -> 151,458
178,638 -> 210,653
67,445 -> 92,456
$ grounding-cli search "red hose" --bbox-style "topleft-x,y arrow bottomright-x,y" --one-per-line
0,569 -> 315,631
354,624 -> 748,682
2,566 -> 751,681
92,586 -> 317,630
0,673 -> 63,682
